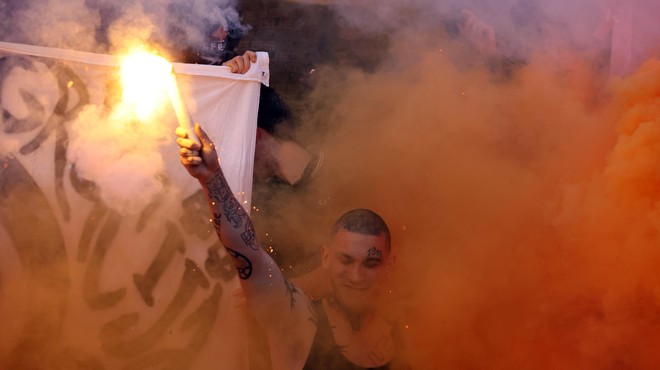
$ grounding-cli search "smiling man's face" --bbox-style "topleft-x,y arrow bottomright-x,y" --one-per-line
323,229 -> 391,316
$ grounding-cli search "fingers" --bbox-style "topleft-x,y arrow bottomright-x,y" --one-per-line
222,51 -> 256,74
179,145 -> 203,168
180,155 -> 202,166
245,50 -> 257,63
222,58 -> 236,72
234,55 -> 248,73
175,126 -> 188,138
194,123 -> 214,148
179,146 -> 200,158
176,136 -> 201,151
175,126 -> 203,151
234,58 -> 245,73
176,123 -> 218,175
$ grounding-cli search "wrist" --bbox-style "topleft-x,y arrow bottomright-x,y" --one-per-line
201,168 -> 224,190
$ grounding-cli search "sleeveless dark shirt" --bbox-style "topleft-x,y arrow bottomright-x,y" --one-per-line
302,301 -> 395,370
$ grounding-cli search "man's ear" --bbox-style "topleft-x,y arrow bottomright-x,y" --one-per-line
321,244 -> 330,269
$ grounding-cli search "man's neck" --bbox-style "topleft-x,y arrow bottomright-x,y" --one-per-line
325,295 -> 374,331
321,296 -> 395,368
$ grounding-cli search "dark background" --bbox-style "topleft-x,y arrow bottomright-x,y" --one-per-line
236,0 -> 390,107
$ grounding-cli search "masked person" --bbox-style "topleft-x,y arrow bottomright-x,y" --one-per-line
176,124 -> 409,369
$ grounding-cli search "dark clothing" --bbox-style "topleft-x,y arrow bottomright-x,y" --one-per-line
303,301 -> 397,370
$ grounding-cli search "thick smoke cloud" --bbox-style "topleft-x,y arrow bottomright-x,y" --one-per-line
0,3 -> 248,369
2,0 -> 660,368
285,0 -> 660,368
0,0 -> 244,55
0,0 -> 244,214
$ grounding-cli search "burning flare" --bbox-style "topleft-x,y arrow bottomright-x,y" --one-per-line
119,51 -> 170,121
119,50 -> 198,143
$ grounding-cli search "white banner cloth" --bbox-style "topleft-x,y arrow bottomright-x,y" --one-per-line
0,42 -> 267,370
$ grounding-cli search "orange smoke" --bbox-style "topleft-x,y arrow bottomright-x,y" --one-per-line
299,30 -> 660,367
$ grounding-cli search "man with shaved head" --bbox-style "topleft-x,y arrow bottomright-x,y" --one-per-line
176,124 -> 408,369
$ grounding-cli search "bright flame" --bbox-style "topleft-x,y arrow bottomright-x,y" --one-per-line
119,51 -> 171,121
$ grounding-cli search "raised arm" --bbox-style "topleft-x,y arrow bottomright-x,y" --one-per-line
176,124 -> 315,367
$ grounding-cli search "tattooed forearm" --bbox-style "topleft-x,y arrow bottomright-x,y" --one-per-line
205,170 -> 232,204
223,197 -> 243,228
241,222 -> 258,250
204,169 -> 261,275
226,248 -> 253,280
204,169 -> 243,225
205,170 -> 245,229
212,212 -> 222,235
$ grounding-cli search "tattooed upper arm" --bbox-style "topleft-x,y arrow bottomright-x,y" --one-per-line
202,169 -> 316,347
225,247 -> 252,280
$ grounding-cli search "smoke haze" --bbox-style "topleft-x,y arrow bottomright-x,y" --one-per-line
3,0 -> 660,368
0,0 -> 244,55
0,0 -> 244,214
0,2 -> 250,369
284,0 -> 660,368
